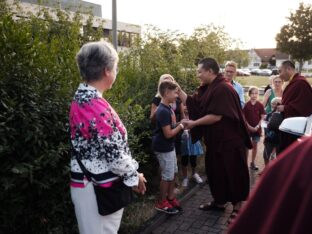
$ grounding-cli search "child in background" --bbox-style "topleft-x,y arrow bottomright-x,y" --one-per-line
263,97 -> 282,168
180,106 -> 204,187
152,80 -> 184,214
243,86 -> 265,170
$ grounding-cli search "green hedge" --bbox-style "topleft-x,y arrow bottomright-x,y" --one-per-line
0,1 -> 239,232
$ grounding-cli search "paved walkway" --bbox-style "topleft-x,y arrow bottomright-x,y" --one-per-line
141,145 -> 265,234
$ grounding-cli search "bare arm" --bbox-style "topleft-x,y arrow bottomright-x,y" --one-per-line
162,124 -> 184,139
262,89 -> 271,108
179,101 -> 186,120
258,114 -> 265,126
149,103 -> 158,120
183,114 -> 222,129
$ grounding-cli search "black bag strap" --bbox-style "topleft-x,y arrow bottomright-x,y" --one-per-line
70,139 -> 93,182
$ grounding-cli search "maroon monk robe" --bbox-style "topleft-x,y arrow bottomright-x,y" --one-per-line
228,136 -> 312,234
186,74 -> 252,204
279,74 -> 312,153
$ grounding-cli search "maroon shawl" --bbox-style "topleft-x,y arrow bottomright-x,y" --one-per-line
186,74 -> 252,149
282,73 -> 312,118
228,136 -> 312,234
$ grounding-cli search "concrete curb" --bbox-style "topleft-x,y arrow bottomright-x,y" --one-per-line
137,182 -> 204,234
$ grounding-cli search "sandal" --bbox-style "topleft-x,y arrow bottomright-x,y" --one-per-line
199,201 -> 225,211
228,209 -> 239,224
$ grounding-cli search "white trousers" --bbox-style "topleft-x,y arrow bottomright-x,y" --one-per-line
71,182 -> 124,234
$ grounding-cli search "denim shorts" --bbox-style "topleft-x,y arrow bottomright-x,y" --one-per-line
155,150 -> 178,181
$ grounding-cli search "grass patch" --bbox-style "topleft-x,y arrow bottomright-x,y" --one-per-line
236,76 -> 270,87
236,75 -> 312,87
120,154 -> 206,233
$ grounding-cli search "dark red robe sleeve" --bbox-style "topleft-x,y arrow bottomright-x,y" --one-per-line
282,75 -> 312,118
228,136 -> 312,234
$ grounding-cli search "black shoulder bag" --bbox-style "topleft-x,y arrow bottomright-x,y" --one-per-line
268,112 -> 284,131
73,150 -> 133,216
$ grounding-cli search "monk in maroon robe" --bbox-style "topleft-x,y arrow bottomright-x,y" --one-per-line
179,58 -> 252,215
276,60 -> 312,153
228,136 -> 312,234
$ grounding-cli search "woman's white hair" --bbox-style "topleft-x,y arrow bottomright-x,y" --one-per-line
76,40 -> 119,82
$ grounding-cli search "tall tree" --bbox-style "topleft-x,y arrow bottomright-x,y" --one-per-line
276,3 -> 312,72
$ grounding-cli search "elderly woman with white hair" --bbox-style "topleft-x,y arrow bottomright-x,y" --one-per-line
69,41 -> 146,234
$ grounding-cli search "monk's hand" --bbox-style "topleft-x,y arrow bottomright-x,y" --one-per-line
181,119 -> 188,128
184,120 -> 196,129
276,105 -> 284,112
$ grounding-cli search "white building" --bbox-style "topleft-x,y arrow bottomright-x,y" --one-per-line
247,48 -> 312,71
7,0 -> 141,51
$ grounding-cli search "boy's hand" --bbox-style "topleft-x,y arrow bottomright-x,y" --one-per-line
182,120 -> 196,130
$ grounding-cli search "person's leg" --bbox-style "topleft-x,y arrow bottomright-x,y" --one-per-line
250,136 -> 259,170
159,180 -> 170,201
181,155 -> 189,187
167,150 -> 179,200
190,155 -> 197,174
190,155 -> 203,183
155,151 -> 179,214
71,182 -> 123,234
156,152 -> 170,202
251,141 -> 258,164
181,155 -> 189,178
263,142 -> 270,167
167,177 -> 176,200
102,209 -> 124,234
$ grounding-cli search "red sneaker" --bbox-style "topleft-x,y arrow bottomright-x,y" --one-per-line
155,199 -> 179,214
168,197 -> 182,211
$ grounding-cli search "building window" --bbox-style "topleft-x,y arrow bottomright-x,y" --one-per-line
103,29 -> 111,38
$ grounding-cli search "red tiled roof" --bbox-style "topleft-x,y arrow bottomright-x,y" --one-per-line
254,48 -> 289,62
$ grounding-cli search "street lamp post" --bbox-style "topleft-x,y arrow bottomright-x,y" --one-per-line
112,0 -> 117,50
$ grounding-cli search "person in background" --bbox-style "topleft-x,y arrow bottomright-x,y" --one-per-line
70,41 -> 146,234
243,86 -> 265,171
150,74 -> 185,124
180,105 -> 204,187
178,58 -> 252,224
224,61 -> 245,108
262,75 -> 283,114
152,80 -> 184,214
262,97 -> 282,169
228,135 -> 312,234
276,60 -> 312,153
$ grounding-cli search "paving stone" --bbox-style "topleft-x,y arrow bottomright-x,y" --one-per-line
144,140 -> 266,234
178,221 -> 193,231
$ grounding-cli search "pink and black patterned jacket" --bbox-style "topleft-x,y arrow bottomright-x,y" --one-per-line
69,83 -> 139,188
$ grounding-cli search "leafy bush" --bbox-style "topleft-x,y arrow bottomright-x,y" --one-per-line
0,3 -> 89,233
0,1 -> 242,232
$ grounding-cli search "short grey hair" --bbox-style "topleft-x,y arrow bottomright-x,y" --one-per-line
225,61 -> 237,70
76,41 -> 119,82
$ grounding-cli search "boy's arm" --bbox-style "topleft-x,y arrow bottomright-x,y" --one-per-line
162,124 -> 184,139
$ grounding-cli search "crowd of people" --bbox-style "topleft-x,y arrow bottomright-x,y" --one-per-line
69,40 -> 312,233
150,58 -> 312,228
